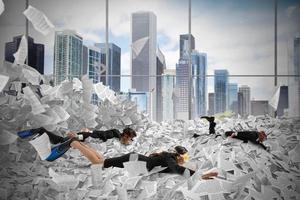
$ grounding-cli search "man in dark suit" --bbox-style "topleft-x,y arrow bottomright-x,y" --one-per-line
225,130 -> 269,151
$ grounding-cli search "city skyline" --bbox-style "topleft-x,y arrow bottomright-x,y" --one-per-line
1,0 -> 299,101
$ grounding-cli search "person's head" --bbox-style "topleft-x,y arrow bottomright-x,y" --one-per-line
258,131 -> 267,142
174,146 -> 189,165
120,127 -> 137,145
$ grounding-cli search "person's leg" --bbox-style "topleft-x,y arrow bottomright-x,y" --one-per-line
70,141 -> 103,164
33,127 -> 66,144
103,153 -> 132,168
225,131 -> 235,137
79,142 -> 103,160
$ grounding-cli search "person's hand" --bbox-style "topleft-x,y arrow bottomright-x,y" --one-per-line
201,172 -> 218,180
67,131 -> 77,138
266,146 -> 271,152
81,128 -> 91,133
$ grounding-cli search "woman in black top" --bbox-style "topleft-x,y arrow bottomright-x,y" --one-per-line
70,144 -> 218,179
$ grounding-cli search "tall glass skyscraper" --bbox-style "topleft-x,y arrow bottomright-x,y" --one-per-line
214,70 -> 229,114
192,51 -> 207,117
238,85 -> 251,117
175,59 -> 189,120
175,34 -> 195,120
208,93 -> 215,115
53,30 -> 83,85
131,11 -> 157,120
5,35 -> 44,74
84,46 -> 101,105
162,69 -> 176,121
228,83 -> 238,113
156,48 -> 166,122
95,43 -> 121,92
289,37 -> 300,117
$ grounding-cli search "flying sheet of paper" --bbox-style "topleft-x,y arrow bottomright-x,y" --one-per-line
29,133 -> 51,160
0,74 -> 9,92
191,179 -> 223,194
52,105 -> 70,123
140,181 -> 157,198
123,161 -> 148,177
116,186 -> 128,200
125,176 -> 142,190
23,5 -> 54,35
21,64 -> 42,85
132,37 -> 149,59
23,86 -> 46,114
0,0 -> 4,16
0,130 -> 18,145
49,168 -> 79,189
13,35 -> 27,65
91,164 -> 103,188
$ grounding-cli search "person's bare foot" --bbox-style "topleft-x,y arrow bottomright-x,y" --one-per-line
201,172 -> 218,180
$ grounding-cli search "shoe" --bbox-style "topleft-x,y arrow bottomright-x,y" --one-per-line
17,129 -> 35,139
45,138 -> 75,162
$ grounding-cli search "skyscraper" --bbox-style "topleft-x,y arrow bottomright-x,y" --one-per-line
53,30 -> 83,85
214,70 -> 229,114
86,46 -> 101,105
162,69 -> 176,121
288,37 -> 300,117
175,34 -> 196,120
228,83 -> 238,113
175,59 -> 189,120
95,43 -> 121,92
192,51 -> 207,117
208,93 -> 215,115
156,48 -> 166,122
180,34 -> 195,59
5,35 -> 44,74
238,85 -> 251,117
131,11 -> 157,120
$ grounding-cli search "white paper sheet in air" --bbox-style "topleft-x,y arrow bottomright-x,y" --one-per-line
23,86 -> 46,115
0,130 -> 18,145
0,0 -> 4,16
123,161 -> 148,177
0,74 -> 9,92
132,37 -> 149,59
23,5 -> 54,35
13,35 -> 27,65
29,133 -> 51,160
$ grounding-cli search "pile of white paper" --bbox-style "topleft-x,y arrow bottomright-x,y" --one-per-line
0,60 -> 299,200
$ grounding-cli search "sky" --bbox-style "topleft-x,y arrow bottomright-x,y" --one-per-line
0,0 -> 299,100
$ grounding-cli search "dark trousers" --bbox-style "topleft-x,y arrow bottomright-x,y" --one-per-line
103,153 -> 149,169
32,127 -> 67,144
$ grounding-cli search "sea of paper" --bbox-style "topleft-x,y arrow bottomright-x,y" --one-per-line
0,60 -> 300,200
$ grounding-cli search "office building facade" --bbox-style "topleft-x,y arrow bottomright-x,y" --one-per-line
162,69 -> 176,121
214,70 -> 229,114
228,83 -> 238,113
238,85 -> 251,117
95,43 -> 121,92
192,51 -> 207,117
53,30 -> 83,85
131,11 -> 157,120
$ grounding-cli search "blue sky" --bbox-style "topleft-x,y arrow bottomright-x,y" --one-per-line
0,0 -> 299,99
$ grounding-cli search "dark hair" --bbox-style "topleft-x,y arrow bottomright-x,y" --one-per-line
149,146 -> 188,158
175,146 -> 188,155
122,127 -> 137,138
